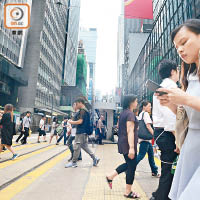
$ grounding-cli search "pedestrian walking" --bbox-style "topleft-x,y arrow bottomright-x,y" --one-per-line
0,104 -> 18,160
38,116 -> 47,143
56,116 -> 70,145
106,95 -> 139,198
15,117 -> 23,143
156,19 -> 200,200
49,117 -> 59,144
16,111 -> 31,144
67,103 -> 82,162
96,115 -> 104,145
65,98 -> 100,168
150,60 -> 179,200
137,101 -> 160,177
0,110 -> 6,152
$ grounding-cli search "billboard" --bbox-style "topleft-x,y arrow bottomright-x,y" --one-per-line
124,0 -> 153,19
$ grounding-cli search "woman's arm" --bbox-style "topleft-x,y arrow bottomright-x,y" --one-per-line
127,121 -> 135,159
184,95 -> 200,112
157,88 -> 200,112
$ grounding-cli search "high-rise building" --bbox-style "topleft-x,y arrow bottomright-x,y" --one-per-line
79,28 -> 97,104
122,0 -> 153,95
18,0 -> 68,114
0,0 -> 29,107
128,0 -> 200,102
76,41 -> 88,96
63,0 -> 81,86
117,1 -> 124,89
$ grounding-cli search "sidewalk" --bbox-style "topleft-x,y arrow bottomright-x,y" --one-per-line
82,144 -> 159,200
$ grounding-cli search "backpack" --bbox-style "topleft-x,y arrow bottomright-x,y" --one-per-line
81,108 -> 93,135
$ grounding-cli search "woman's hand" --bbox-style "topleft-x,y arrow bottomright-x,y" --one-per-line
155,88 -> 189,106
128,148 -> 135,160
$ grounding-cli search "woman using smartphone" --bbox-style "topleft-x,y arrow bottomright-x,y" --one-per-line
157,19 -> 200,200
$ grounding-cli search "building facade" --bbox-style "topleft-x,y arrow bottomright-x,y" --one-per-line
127,0 -> 200,102
18,0 -> 68,114
79,28 -> 98,104
76,41 -> 88,97
63,0 -> 81,86
0,0 -> 29,107
117,12 -> 124,89
123,14 -> 153,94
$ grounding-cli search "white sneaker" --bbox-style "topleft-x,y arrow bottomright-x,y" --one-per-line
65,162 -> 77,168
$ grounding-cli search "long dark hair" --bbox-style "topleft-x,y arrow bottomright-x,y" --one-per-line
122,95 -> 137,110
4,104 -> 14,122
171,19 -> 200,90
139,101 -> 150,114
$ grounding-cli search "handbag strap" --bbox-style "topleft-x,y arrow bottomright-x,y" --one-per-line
141,112 -> 145,120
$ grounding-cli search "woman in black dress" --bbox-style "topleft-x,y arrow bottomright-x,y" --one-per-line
0,104 -> 18,160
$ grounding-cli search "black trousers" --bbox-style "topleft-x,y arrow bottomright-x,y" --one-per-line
97,128 -> 103,144
116,154 -> 137,185
154,129 -> 177,200
16,131 -> 25,142
21,128 -> 29,144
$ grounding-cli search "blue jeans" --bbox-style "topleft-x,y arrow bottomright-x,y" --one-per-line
137,141 -> 158,174
57,130 -> 69,145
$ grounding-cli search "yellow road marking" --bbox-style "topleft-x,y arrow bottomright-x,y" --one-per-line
1,142 -> 46,155
0,145 -> 56,169
154,156 -> 161,167
0,150 -> 70,200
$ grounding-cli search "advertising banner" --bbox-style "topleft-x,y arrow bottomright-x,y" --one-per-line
124,0 -> 153,19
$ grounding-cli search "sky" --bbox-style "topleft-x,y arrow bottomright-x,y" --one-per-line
79,0 -> 122,94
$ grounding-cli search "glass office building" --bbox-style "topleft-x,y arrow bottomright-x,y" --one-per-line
18,0 -> 68,114
0,0 -> 28,106
127,0 -> 200,102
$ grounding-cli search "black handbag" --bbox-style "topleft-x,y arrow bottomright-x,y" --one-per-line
138,112 -> 153,140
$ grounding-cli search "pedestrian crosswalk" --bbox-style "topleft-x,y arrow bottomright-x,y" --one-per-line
0,151 -> 70,200
0,135 -> 157,200
0,145 -> 56,169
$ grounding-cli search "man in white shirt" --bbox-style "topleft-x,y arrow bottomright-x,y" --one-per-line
16,111 -> 31,144
38,116 -> 47,143
151,60 -> 179,200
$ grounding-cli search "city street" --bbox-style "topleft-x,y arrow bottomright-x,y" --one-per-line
0,134 -> 160,200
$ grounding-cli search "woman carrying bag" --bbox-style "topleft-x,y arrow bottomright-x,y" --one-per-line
137,101 -> 160,177
0,104 -> 18,160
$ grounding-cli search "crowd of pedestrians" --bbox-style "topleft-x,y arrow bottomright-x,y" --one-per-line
106,19 -> 200,200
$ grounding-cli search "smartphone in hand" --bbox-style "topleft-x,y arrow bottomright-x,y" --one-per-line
146,80 -> 168,96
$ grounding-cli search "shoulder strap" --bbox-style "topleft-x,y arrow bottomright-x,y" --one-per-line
141,112 -> 145,120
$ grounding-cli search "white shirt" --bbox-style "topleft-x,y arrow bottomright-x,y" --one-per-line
23,116 -> 31,128
39,119 -> 45,130
138,111 -> 153,124
62,121 -> 71,132
153,78 -> 177,132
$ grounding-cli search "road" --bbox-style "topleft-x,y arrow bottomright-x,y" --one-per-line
0,134 -> 160,200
